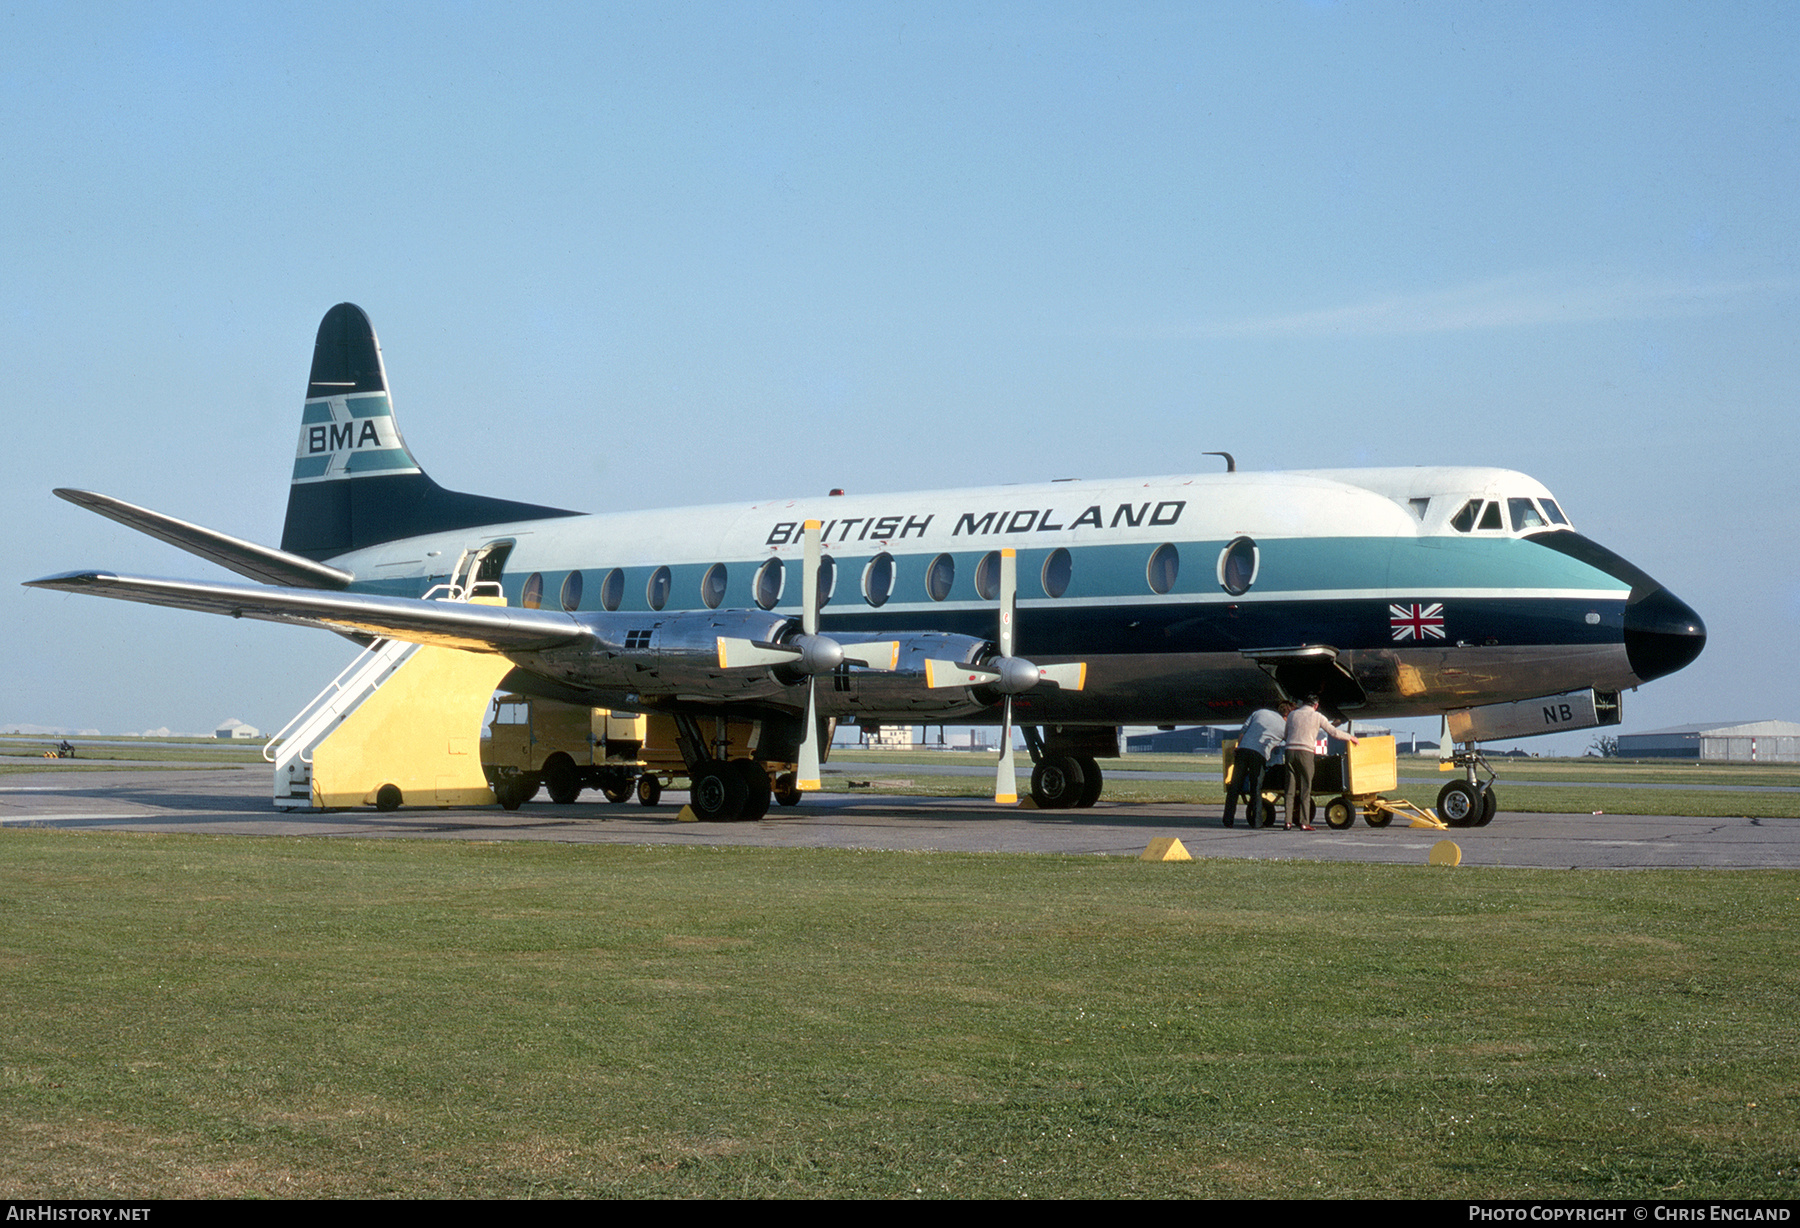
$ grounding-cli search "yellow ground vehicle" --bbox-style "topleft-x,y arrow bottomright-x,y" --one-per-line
482,696 -> 802,816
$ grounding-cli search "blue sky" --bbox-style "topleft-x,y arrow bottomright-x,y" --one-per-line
4,2 -> 1794,750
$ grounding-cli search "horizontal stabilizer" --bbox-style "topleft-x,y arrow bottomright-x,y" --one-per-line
24,571 -> 588,654
55,489 -> 352,589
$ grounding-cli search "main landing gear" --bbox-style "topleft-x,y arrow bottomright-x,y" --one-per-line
1436,746 -> 1499,828
1019,726 -> 1105,810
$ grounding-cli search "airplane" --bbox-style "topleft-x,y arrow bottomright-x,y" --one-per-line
27,303 -> 1706,823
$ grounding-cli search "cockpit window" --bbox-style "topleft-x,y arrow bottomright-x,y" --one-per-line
1478,501 -> 1503,531
1541,498 -> 1569,526
1508,498 -> 1547,531
1408,498 -> 1430,521
1450,499 -> 1481,533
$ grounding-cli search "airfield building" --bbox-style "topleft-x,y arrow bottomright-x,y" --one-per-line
1616,720 -> 1800,763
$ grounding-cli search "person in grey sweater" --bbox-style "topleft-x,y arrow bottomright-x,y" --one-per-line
1282,696 -> 1359,830
1223,701 -> 1292,827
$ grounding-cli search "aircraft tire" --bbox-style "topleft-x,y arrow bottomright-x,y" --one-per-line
636,775 -> 662,807
690,762 -> 747,822
1476,784 -> 1499,827
1030,755 -> 1085,810
374,784 -> 403,812
732,759 -> 772,822
1074,756 -> 1103,807
1437,781 -> 1480,828
1324,797 -> 1354,830
544,754 -> 582,805
774,772 -> 802,806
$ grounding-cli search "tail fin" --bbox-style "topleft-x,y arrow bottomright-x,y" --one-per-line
281,304 -> 578,559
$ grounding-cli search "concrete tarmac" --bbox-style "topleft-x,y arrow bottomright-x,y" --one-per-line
2,766 -> 1795,870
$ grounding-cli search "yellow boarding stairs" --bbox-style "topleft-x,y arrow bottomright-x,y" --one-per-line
265,590 -> 512,811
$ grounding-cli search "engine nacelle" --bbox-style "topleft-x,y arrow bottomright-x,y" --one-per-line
1445,688 -> 1621,744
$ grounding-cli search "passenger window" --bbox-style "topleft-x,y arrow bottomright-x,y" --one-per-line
647,566 -> 671,611
521,572 -> 543,609
1509,498 -> 1547,531
754,558 -> 783,611
1147,543 -> 1179,595
815,555 -> 836,609
701,563 -> 727,610
1217,537 -> 1257,595
560,571 -> 583,611
1450,500 -> 1481,532
925,553 -> 955,602
600,568 -> 623,612
975,551 -> 1001,602
863,553 -> 895,607
1041,548 -> 1072,599
1478,502 -> 1503,531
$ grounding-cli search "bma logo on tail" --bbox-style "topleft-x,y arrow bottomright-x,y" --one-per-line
291,393 -> 421,484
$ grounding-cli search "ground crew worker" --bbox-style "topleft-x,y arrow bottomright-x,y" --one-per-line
1223,701 -> 1292,828
1282,696 -> 1358,830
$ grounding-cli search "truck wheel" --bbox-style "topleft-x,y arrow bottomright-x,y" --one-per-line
543,754 -> 581,805
774,771 -> 803,807
636,775 -> 662,806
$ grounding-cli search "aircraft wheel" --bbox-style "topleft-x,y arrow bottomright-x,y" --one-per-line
1476,784 -> 1499,827
543,754 -> 582,805
374,784 -> 403,812
732,759 -> 773,822
689,762 -> 747,822
636,775 -> 662,807
773,772 -> 802,807
1324,797 -> 1354,830
1437,781 -> 1480,828
1075,756 -> 1103,807
1030,755 -> 1085,809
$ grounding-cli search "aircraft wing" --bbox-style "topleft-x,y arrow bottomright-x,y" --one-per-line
53,489 -> 354,589
24,571 -> 588,653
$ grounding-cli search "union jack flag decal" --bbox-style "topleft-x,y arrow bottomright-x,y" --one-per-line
1390,602 -> 1446,641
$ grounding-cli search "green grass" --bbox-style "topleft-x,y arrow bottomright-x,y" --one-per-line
2,830 -> 1797,1198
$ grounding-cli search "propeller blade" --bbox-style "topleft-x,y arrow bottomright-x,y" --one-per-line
798,677 -> 822,790
924,658 -> 997,688
716,637 -> 798,669
801,519 -> 822,637
998,547 -> 1016,659
838,640 -> 899,670
1035,661 -> 1087,691
996,695 -> 1018,804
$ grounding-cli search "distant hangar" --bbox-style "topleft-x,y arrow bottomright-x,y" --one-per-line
1618,720 -> 1800,763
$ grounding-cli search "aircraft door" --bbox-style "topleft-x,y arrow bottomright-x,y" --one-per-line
454,540 -> 515,599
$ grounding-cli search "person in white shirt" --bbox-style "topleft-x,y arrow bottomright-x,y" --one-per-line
1282,696 -> 1359,830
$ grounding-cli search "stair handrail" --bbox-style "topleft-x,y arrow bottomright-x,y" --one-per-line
263,637 -> 392,761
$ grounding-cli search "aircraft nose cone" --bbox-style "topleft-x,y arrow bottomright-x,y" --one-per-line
1624,585 -> 1706,683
